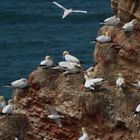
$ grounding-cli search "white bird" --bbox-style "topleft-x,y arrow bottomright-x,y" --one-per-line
52,1 -> 87,19
91,32 -> 111,43
116,73 -> 126,90
46,104 -> 64,128
58,61 -> 81,74
40,56 -> 53,67
63,50 -> 82,64
0,96 -> 6,112
2,99 -> 14,114
131,81 -> 140,89
5,78 -> 28,89
100,15 -> 120,26
134,104 -> 140,117
79,127 -> 89,140
122,19 -> 136,32
84,74 -> 104,90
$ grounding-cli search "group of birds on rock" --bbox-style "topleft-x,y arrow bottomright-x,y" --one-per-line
0,78 -> 28,115
0,2 -> 139,140
91,16 -> 137,43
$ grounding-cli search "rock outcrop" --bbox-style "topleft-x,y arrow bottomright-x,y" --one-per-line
1,0 -> 140,140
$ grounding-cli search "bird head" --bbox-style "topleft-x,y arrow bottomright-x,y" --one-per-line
8,99 -> 14,105
117,73 -> 123,77
82,127 -> 87,133
0,96 -> 5,102
63,51 -> 69,56
21,78 -> 27,82
45,55 -> 53,60
105,31 -> 109,36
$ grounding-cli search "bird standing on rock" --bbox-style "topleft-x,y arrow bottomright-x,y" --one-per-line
122,19 -> 136,32
100,15 -> 120,26
58,61 -> 82,74
90,32 -> 111,43
4,78 -> 28,89
46,104 -> 64,128
52,1 -> 87,19
63,50 -> 83,64
2,99 -> 14,114
116,73 -> 126,91
84,73 -> 104,90
40,55 -> 54,67
79,127 -> 89,140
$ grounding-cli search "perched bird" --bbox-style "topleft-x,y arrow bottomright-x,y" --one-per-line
2,99 -> 14,114
40,56 -> 53,67
131,80 -> 140,89
5,78 -> 28,89
58,61 -> 81,74
100,15 -> 120,26
79,127 -> 89,140
134,104 -> 140,117
63,50 -> 82,64
46,104 -> 64,128
91,32 -> 111,43
0,96 -> 6,112
84,74 -> 104,90
116,73 -> 126,90
122,19 -> 136,32
52,1 -> 87,19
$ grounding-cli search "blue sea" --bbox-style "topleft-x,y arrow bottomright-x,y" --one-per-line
0,0 -> 112,99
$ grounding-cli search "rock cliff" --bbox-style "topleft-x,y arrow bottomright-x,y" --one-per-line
0,0 -> 140,140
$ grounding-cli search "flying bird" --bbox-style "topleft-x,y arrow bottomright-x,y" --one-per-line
122,19 -> 136,32
100,15 -> 120,26
46,104 -> 64,128
40,56 -> 54,67
2,99 -> 14,114
52,1 -> 87,19
79,127 -> 89,140
91,32 -> 111,43
4,78 -> 28,89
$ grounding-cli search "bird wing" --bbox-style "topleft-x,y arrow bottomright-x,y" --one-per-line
65,54 -> 80,63
46,104 -> 57,115
72,10 -> 87,14
54,118 -> 62,128
52,1 -> 67,10
136,104 -> 140,112
92,78 -> 103,83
